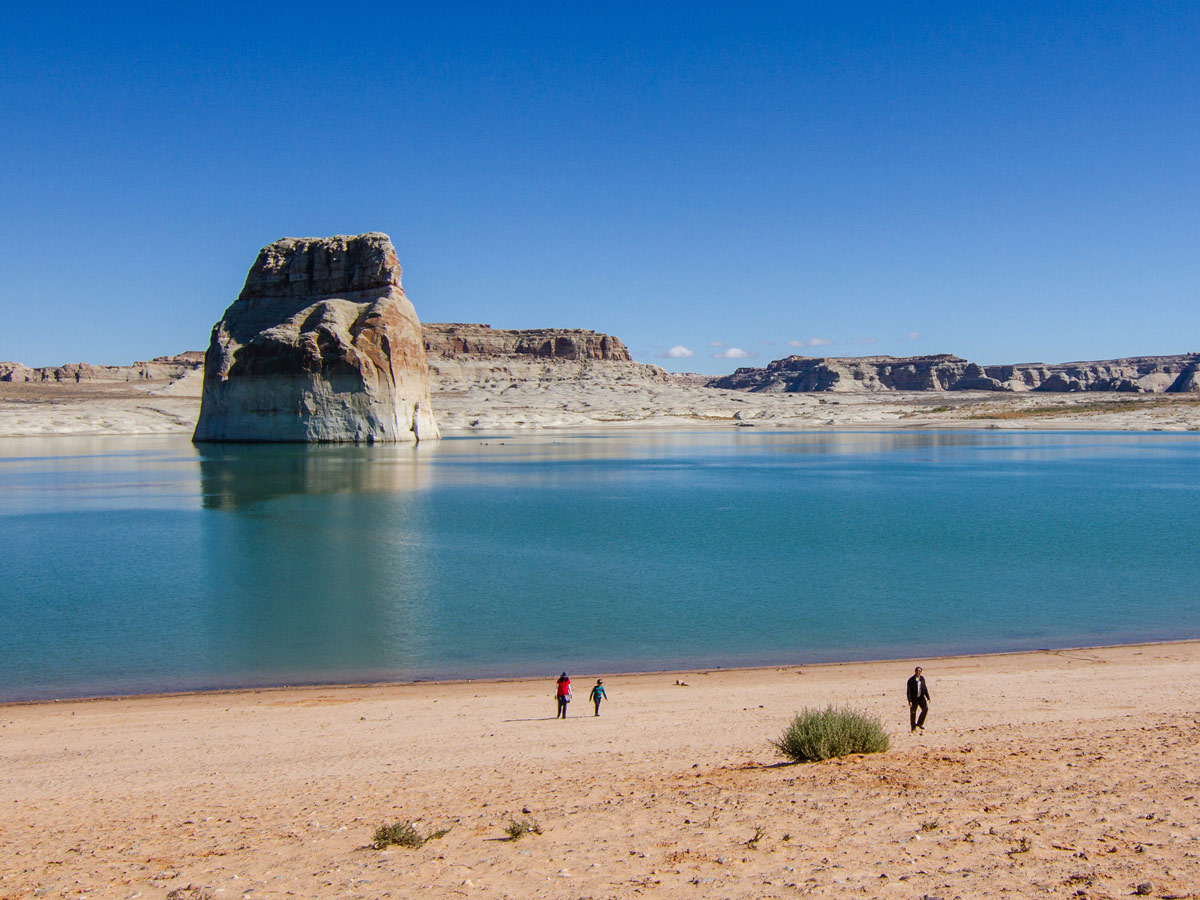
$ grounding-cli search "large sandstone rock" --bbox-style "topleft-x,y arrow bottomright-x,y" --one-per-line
193,233 -> 439,443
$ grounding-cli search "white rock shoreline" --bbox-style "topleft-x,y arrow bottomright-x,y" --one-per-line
3,362 -> 1200,437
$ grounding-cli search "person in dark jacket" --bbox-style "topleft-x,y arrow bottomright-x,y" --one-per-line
907,666 -> 930,731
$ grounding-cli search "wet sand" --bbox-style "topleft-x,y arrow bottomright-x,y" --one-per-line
2,642 -> 1198,899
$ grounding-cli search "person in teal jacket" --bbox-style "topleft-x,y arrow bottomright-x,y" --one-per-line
588,679 -> 607,716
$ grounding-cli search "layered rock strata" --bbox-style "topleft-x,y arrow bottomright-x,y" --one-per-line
422,323 -> 668,385
711,354 -> 1001,393
193,233 -> 439,443
420,323 -> 677,429
423,323 -> 633,362
711,353 -> 1200,394
0,353 -> 203,384
983,356 -> 1200,393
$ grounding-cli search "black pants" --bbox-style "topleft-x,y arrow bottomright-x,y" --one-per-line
593,699 -> 601,716
910,698 -> 928,731
557,696 -> 568,718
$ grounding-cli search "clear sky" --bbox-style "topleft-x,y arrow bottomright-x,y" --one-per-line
2,2 -> 1197,373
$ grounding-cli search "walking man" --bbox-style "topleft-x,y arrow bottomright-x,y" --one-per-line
588,679 -> 607,716
907,666 -> 930,732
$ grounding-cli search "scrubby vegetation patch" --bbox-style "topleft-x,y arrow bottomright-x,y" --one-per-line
772,705 -> 889,763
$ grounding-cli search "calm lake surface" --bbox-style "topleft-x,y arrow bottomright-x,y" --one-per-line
1,429 -> 1198,701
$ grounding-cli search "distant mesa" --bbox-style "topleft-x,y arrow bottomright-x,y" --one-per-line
0,353 -> 202,384
192,233 -> 440,443
422,322 -> 633,362
709,352 -> 1200,394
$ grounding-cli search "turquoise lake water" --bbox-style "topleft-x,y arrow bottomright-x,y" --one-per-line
1,429 -> 1198,701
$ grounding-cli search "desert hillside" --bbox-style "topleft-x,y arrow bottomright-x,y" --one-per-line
4,331 -> 1200,435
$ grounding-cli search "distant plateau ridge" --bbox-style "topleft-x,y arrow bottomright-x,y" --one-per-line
709,352 -> 1200,394
4,338 -> 1198,395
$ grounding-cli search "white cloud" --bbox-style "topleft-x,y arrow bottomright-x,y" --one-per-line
788,338 -> 833,348
907,331 -> 922,340
662,345 -> 694,359
859,337 -> 878,345
713,347 -> 752,359
708,340 -> 725,348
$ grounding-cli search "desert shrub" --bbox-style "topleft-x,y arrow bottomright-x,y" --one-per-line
1008,837 -> 1032,855
371,820 -> 451,850
771,705 -> 889,763
166,888 -> 214,900
744,826 -> 766,849
503,818 -> 542,840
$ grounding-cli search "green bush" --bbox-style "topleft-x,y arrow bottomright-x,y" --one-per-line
771,705 -> 889,763
371,820 -> 451,850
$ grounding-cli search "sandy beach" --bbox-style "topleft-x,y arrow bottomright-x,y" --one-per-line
2,642 -> 1198,899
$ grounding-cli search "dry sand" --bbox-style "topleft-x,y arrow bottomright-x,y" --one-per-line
3,643 -> 1199,899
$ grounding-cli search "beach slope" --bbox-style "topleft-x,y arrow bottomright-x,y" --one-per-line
2,643 -> 1198,898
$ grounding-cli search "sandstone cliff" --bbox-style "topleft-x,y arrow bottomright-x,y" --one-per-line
711,353 -> 1200,394
421,323 -> 668,386
710,354 -> 1003,393
0,353 -> 203,384
420,323 -> 679,429
193,233 -> 439,443
984,355 -> 1200,393
423,323 -> 633,362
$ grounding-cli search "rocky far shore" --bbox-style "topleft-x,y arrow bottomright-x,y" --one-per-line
712,352 -> 1200,394
0,352 -> 205,386
3,328 -> 1200,436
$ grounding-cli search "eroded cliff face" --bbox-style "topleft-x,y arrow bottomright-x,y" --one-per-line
422,323 -> 666,385
0,353 -> 203,384
711,353 -> 1200,394
710,355 -> 1005,392
419,323 -> 675,429
193,233 -> 439,443
984,356 -> 1200,393
423,323 -> 633,362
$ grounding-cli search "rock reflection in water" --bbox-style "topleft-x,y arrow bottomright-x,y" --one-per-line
198,444 -> 429,509
197,445 -> 435,686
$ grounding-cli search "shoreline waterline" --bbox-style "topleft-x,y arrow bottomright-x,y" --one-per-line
5,636 -> 1196,708
6,429 -> 1199,703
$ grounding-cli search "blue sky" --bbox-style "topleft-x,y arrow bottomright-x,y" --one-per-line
2,2 -> 1197,373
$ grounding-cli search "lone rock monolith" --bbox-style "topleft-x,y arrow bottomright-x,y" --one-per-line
193,233 -> 440,442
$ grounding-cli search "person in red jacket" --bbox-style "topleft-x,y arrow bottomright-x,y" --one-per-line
555,672 -> 571,718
